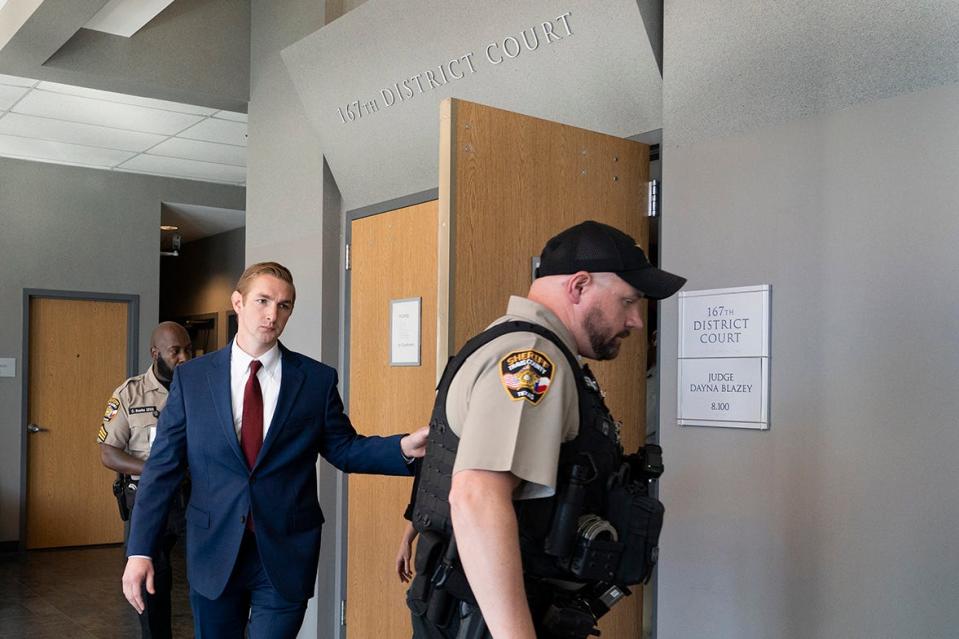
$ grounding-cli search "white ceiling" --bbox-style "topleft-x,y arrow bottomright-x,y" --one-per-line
84,0 -> 175,38
0,72 -> 247,185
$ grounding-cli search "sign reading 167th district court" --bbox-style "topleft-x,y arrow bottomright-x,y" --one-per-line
678,285 -> 770,430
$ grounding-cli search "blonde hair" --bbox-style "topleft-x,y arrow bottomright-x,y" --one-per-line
235,262 -> 296,302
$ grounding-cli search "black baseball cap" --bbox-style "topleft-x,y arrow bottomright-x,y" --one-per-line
536,220 -> 687,300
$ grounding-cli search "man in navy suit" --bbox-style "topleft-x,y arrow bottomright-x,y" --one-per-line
122,262 -> 428,638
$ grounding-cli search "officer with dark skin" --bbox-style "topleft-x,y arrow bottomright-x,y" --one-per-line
99,322 -> 192,473
98,321 -> 192,638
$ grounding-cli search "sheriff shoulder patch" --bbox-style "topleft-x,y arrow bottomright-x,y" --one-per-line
499,349 -> 554,404
103,397 -> 120,423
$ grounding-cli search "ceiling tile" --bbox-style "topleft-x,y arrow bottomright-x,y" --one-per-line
0,113 -> 166,152
117,154 -> 246,184
37,82 -> 218,116
0,73 -> 37,88
0,133 -> 136,167
13,90 -> 205,135
0,85 -> 28,110
147,137 -> 246,167
213,110 -> 248,123
178,117 -> 247,146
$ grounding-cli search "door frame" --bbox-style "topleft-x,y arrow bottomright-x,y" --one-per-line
335,188 -> 437,638
19,289 -> 140,551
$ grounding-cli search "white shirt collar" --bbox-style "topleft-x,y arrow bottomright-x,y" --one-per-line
229,339 -> 283,439
231,339 -> 281,378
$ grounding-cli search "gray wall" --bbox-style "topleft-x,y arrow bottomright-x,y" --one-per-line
658,3 -> 959,637
247,2 -> 343,636
282,0 -> 662,210
0,0 -> 250,112
0,157 -> 244,542
45,0 -> 250,111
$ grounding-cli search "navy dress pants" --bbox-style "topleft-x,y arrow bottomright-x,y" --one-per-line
190,531 -> 307,639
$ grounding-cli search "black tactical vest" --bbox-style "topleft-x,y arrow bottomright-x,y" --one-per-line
411,320 -> 632,588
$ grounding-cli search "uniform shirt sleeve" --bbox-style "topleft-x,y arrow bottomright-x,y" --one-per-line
97,385 -> 132,450
449,333 -> 578,500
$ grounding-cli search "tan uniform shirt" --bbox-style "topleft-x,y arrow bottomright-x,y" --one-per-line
448,296 -> 581,500
97,366 -> 168,464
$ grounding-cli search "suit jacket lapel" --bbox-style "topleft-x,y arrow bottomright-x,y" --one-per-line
207,345 -> 247,469
255,344 -> 304,468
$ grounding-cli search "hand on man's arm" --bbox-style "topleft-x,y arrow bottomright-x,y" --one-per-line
122,556 -> 155,614
450,468 -> 537,639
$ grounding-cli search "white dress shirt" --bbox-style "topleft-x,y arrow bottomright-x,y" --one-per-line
231,340 -> 282,441
128,342 -> 283,561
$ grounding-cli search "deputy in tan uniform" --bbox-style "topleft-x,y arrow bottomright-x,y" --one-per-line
409,220 -> 686,638
446,295 -> 581,499
98,321 -> 192,639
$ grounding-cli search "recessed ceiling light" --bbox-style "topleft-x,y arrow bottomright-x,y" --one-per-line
160,224 -> 179,231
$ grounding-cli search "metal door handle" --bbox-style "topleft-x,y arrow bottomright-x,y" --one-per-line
27,423 -> 48,433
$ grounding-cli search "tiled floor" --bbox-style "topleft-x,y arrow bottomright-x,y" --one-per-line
0,543 -> 193,638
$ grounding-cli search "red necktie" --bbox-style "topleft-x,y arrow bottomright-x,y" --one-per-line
241,360 -> 263,532
241,360 -> 263,469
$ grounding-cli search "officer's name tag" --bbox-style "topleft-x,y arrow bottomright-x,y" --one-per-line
129,406 -> 156,415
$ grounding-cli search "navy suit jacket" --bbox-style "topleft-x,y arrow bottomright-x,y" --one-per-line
127,342 -> 411,601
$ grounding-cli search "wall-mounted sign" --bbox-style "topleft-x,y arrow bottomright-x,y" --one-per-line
390,298 -> 422,366
678,357 -> 768,428
679,285 -> 769,358
0,357 -> 15,378
678,285 -> 770,430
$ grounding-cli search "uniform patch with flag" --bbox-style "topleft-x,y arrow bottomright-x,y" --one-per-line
500,349 -> 554,404
103,397 -> 120,423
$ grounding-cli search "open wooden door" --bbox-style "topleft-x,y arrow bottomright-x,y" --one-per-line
26,297 -> 128,548
346,201 -> 439,637
438,98 -> 652,637
345,99 -> 653,637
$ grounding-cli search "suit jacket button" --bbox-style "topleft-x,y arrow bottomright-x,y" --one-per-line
240,515 -> 246,524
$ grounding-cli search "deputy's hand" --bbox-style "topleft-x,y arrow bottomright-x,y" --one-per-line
395,522 -> 418,583
122,557 -> 155,614
400,425 -> 429,458
395,540 -> 413,583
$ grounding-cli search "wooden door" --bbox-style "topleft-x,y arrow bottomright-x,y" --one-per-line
439,98 -> 651,637
346,201 -> 438,637
27,297 -> 128,548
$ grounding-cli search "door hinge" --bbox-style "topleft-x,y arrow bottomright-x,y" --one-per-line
647,179 -> 659,217
340,599 -> 346,626
345,244 -> 351,271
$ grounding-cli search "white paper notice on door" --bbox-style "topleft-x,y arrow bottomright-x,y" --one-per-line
390,297 -> 421,366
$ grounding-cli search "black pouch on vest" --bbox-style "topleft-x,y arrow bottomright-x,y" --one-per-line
606,484 -> 665,585
569,536 -> 623,582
